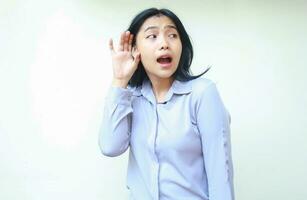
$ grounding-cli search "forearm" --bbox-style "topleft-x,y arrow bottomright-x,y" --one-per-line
98,85 -> 133,157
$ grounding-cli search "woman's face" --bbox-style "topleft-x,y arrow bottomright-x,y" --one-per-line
135,15 -> 182,82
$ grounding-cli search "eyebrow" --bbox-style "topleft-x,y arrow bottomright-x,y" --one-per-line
144,24 -> 177,32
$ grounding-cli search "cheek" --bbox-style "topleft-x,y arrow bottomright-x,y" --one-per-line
139,53 -> 153,69
175,45 -> 182,61
178,42 -> 183,53
139,49 -> 155,63
172,40 -> 182,54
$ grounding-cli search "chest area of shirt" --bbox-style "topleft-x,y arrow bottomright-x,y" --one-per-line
130,96 -> 201,152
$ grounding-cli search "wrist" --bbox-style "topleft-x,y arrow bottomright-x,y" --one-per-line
112,78 -> 129,88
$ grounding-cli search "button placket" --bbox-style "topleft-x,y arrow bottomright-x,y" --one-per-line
222,128 -> 230,182
152,103 -> 160,200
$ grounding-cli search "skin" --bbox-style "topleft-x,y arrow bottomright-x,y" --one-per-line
109,15 -> 182,103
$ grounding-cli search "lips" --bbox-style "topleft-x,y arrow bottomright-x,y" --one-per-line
157,54 -> 172,64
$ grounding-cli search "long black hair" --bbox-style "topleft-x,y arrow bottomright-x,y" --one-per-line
127,8 -> 210,87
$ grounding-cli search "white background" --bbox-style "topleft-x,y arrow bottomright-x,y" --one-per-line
1,0 -> 307,199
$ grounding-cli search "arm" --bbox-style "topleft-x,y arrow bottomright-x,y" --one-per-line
196,82 -> 235,200
99,30 -> 140,157
98,85 -> 133,157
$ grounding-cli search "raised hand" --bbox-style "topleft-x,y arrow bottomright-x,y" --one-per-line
109,31 -> 141,88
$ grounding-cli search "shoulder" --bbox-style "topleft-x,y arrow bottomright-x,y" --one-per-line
188,77 -> 227,115
188,77 -> 217,97
189,77 -> 230,122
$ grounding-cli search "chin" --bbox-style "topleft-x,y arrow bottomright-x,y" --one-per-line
156,71 -> 176,79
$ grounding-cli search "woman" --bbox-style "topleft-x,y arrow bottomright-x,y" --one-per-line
99,8 -> 235,200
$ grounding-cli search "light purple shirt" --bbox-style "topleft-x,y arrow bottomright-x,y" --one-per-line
99,77 -> 235,200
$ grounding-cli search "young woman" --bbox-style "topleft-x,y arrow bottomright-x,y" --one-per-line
99,8 -> 235,200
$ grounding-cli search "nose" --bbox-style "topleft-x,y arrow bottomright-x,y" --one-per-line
159,36 -> 169,50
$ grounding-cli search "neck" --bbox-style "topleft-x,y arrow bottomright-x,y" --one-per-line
149,77 -> 174,103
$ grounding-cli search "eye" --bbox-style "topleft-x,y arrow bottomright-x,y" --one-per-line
146,34 -> 156,39
169,33 -> 178,38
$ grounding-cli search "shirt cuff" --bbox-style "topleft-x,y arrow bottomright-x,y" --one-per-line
105,85 -> 133,106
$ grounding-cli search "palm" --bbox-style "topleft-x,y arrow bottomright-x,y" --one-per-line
112,51 -> 135,78
109,31 -> 140,81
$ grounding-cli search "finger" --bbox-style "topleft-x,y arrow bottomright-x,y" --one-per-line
118,32 -> 125,51
109,38 -> 115,53
128,34 -> 133,52
123,31 -> 130,51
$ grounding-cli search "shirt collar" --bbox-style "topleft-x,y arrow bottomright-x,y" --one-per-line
172,79 -> 192,95
132,79 -> 192,104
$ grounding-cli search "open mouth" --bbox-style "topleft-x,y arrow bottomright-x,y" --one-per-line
157,56 -> 172,64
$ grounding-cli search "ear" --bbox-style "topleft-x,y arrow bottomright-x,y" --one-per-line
132,46 -> 139,58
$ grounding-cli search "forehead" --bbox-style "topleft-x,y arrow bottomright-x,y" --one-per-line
140,15 -> 177,31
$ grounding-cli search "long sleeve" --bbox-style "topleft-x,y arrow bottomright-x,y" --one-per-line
98,86 -> 133,157
196,82 -> 235,200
